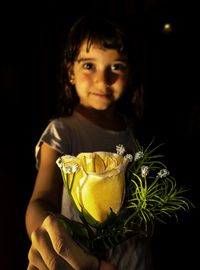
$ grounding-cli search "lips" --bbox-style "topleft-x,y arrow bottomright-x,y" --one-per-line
90,92 -> 111,98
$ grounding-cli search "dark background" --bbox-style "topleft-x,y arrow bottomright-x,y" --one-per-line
0,1 -> 199,269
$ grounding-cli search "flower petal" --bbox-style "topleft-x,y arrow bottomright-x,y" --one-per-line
79,171 -> 125,222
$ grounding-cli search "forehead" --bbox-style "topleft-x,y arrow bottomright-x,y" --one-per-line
77,39 -> 126,60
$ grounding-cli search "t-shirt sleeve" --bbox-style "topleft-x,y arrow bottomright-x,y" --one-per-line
35,119 -> 71,169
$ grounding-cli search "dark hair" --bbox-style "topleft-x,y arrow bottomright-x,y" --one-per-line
56,15 -> 144,121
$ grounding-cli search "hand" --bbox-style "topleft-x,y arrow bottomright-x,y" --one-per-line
27,214 -> 116,270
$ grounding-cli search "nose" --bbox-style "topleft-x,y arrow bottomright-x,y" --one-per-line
94,68 -> 118,91
94,71 -> 108,91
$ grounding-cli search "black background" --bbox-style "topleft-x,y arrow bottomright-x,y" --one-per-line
0,1 -> 199,269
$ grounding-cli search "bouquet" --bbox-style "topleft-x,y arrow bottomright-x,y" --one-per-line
56,139 -> 194,259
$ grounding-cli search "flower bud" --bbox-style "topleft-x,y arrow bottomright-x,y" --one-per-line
57,151 -> 130,222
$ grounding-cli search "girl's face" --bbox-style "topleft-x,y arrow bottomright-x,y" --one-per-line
70,40 -> 130,110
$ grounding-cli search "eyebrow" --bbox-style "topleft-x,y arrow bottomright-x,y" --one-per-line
77,57 -> 127,63
77,58 -> 95,63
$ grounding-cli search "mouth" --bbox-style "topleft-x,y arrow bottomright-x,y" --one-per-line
90,92 -> 111,98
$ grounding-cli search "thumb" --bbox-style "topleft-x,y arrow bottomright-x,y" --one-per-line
42,214 -> 99,270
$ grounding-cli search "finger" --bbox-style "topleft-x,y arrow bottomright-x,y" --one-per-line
27,263 -> 39,270
31,226 -> 74,270
28,246 -> 48,270
43,214 -> 99,270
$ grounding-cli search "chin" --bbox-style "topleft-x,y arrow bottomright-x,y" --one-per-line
92,102 -> 112,111
92,106 -> 110,111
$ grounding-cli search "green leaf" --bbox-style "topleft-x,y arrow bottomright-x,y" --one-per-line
57,214 -> 91,249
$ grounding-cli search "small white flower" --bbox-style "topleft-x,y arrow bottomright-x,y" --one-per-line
63,166 -> 72,174
116,144 -> 126,156
134,151 -> 144,161
124,154 -> 133,162
56,157 -> 63,168
72,163 -> 79,173
157,168 -> 170,178
141,165 -> 149,177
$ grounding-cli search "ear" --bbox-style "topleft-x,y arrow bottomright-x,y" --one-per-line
68,66 -> 75,85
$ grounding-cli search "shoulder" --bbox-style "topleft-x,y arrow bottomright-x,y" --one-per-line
35,113 -> 82,159
45,113 -> 79,134
35,116 -> 75,163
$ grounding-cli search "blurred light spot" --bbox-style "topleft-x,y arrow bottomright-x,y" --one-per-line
163,23 -> 172,33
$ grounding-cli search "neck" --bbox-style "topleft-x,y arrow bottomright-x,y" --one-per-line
75,104 -> 116,118
75,104 -> 126,131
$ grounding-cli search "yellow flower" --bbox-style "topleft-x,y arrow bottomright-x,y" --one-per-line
57,151 -> 130,222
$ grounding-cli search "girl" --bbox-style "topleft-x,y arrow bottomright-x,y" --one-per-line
25,15 -> 152,270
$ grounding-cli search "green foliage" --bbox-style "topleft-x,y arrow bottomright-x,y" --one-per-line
125,138 -> 194,236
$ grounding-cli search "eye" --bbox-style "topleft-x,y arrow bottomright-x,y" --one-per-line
83,63 -> 94,70
111,63 -> 127,72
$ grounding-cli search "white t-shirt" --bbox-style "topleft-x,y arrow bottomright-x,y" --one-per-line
35,111 -> 153,270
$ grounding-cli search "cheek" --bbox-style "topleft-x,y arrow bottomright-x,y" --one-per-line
75,74 -> 93,97
115,77 -> 128,94
78,73 -> 93,84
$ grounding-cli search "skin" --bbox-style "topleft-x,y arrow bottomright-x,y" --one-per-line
71,40 -> 130,131
25,40 -> 130,269
71,40 -> 129,111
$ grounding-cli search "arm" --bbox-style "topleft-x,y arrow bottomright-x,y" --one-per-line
25,142 -> 63,237
25,143 -> 116,269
